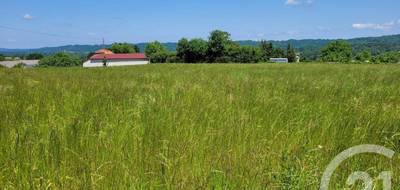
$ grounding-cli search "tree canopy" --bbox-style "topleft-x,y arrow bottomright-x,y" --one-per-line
207,30 -> 233,62
38,53 -> 82,67
108,43 -> 140,53
374,51 -> 400,64
177,38 -> 208,63
145,41 -> 169,63
287,44 -> 297,63
259,41 -> 274,61
355,50 -> 372,63
25,53 -> 44,60
321,40 -> 352,63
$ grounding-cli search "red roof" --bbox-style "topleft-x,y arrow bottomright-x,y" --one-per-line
95,49 -> 114,55
90,53 -> 147,60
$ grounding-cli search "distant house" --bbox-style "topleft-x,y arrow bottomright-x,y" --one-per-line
83,49 -> 149,68
270,58 -> 289,63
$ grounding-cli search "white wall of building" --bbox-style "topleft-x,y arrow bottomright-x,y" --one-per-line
0,60 -> 39,68
83,59 -> 149,68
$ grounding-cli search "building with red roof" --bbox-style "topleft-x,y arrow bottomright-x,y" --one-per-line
83,50 -> 149,68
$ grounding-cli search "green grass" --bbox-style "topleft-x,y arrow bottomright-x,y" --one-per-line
1,64 -> 400,189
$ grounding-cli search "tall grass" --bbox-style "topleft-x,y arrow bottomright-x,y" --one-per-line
0,64 -> 399,189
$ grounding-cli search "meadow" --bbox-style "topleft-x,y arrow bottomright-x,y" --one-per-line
0,63 -> 400,189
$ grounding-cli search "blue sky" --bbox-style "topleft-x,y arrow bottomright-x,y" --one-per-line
1,0 -> 399,48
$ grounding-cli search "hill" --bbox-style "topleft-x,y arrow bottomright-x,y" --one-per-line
1,34 -> 400,60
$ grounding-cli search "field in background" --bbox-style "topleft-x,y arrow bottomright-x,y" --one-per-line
1,64 -> 400,189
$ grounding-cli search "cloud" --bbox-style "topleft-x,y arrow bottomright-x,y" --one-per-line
87,32 -> 97,36
352,21 -> 395,30
285,0 -> 301,5
398,19 -> 400,24
285,0 -> 313,6
23,14 -> 33,20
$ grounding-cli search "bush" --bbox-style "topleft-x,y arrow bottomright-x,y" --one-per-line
39,52 -> 82,67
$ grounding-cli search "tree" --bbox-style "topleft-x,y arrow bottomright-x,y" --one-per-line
145,41 -> 169,63
25,53 -> 44,60
177,39 -> 208,63
272,48 -> 286,58
177,38 -> 208,63
259,40 -> 274,61
230,46 -> 262,63
321,40 -> 352,63
286,44 -> 297,63
38,52 -> 82,67
188,39 -> 208,63
207,30 -> 232,62
176,38 -> 190,62
374,51 -> 400,64
133,45 -> 141,53
108,43 -> 138,53
0,54 -> 5,61
355,50 -> 372,63
166,52 -> 180,63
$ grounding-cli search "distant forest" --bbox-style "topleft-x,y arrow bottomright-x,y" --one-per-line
1,34 -> 400,61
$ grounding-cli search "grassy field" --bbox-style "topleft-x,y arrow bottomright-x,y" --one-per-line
1,64 -> 400,189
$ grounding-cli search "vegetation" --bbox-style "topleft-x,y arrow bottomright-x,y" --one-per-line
0,54 -> 5,61
286,44 -> 297,63
355,50 -> 372,63
38,52 -> 82,67
321,40 -> 352,63
145,41 -> 169,63
259,40 -> 274,61
0,64 -> 399,189
25,53 -> 44,60
207,30 -> 233,62
176,38 -> 208,63
154,30 -> 296,64
108,43 -> 140,53
3,34 -> 400,61
374,51 -> 400,64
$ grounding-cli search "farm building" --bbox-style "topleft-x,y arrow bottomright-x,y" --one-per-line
83,49 -> 149,67
270,58 -> 289,63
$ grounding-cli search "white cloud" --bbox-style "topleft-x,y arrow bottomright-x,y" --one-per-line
397,19 -> 400,24
23,14 -> 33,20
285,0 -> 301,5
285,0 -> 313,6
352,21 -> 395,30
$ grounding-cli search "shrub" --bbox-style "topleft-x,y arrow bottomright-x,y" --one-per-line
39,52 -> 82,67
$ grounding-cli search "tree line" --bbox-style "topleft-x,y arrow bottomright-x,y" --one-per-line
143,30 -> 297,64
2,30 -> 399,67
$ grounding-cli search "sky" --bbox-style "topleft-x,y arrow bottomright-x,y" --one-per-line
1,0 -> 400,49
